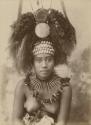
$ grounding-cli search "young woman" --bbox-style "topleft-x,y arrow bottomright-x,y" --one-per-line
10,3 -> 76,125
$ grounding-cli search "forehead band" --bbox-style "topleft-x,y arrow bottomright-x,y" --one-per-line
33,41 -> 55,56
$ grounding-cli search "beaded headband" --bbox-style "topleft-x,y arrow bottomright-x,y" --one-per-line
33,41 -> 55,56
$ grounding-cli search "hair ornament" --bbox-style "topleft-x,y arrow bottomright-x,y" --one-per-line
35,23 -> 50,38
33,41 -> 55,56
9,0 -> 76,73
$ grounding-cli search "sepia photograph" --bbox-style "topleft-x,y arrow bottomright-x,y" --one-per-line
0,0 -> 91,125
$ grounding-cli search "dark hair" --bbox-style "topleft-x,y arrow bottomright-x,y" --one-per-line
9,9 -> 76,73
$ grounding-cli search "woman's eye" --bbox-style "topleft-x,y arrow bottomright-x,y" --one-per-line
46,57 -> 53,62
35,57 -> 42,63
34,56 -> 53,63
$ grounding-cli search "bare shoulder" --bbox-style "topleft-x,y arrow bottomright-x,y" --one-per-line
13,79 -> 26,120
62,84 -> 72,99
60,77 -> 72,95
15,79 -> 26,95
63,84 -> 72,92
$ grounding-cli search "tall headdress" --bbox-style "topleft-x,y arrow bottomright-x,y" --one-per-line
9,0 -> 76,73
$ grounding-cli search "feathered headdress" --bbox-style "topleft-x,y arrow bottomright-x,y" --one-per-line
9,0 -> 76,73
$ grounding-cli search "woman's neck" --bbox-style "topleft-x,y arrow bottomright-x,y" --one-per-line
36,72 -> 54,82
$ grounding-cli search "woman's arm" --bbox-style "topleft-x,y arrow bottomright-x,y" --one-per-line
56,85 -> 72,125
12,80 -> 26,125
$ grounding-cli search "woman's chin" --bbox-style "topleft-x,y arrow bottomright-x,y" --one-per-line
37,74 -> 50,80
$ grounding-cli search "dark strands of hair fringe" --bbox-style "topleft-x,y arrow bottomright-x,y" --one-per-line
9,9 -> 76,74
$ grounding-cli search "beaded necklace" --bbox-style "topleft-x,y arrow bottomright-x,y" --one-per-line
24,73 -> 70,105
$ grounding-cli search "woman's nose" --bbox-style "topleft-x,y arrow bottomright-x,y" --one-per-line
41,60 -> 47,67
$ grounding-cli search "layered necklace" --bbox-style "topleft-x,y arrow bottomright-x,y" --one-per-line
24,73 -> 67,104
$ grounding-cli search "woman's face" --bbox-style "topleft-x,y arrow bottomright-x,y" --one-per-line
33,53 -> 54,80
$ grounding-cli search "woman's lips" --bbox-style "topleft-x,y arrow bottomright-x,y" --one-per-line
40,70 -> 48,73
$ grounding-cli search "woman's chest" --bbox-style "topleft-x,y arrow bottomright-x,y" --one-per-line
24,86 -> 60,115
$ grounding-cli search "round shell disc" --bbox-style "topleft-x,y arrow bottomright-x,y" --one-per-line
35,23 -> 50,38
